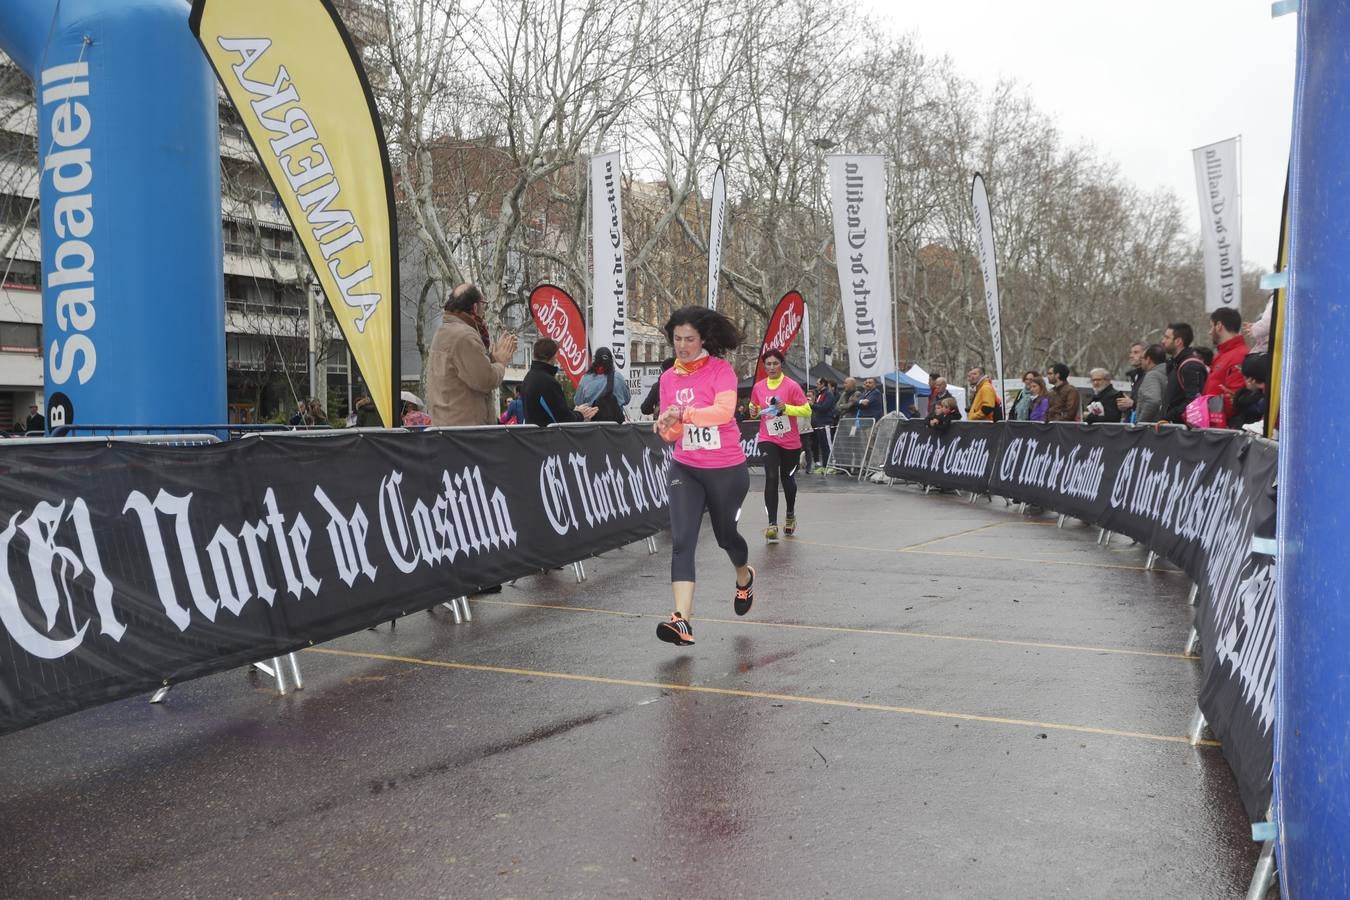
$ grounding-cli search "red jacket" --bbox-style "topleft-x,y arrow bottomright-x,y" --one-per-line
1204,334 -> 1250,418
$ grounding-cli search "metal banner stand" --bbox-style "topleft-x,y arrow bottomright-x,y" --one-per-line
1187,705 -> 1278,897
1188,707 -> 1210,745
151,653 -> 304,703
1245,803 -> 1278,900
646,536 -> 658,555
251,654 -> 304,695
573,561 -> 587,582
440,596 -> 472,623
1182,581 -> 1201,659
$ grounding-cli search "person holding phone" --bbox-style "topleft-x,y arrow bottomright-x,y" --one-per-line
748,348 -> 810,540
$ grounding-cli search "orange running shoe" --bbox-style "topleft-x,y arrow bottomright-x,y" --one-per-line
656,611 -> 695,645
734,566 -> 756,616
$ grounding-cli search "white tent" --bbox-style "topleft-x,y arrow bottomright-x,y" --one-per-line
906,363 -> 966,412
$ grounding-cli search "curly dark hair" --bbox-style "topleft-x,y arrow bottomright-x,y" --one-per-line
588,347 -> 615,375
663,306 -> 743,357
761,348 -> 785,363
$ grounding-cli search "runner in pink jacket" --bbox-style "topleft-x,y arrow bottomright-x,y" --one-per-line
749,349 -> 811,540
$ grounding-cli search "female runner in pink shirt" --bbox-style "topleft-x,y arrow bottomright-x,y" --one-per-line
749,348 -> 810,540
653,307 -> 755,646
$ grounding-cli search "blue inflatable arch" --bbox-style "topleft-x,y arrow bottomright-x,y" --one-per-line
0,0 -> 224,431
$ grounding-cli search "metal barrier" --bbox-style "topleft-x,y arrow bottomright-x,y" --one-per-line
2,433 -> 223,448
827,417 -> 877,475
48,423 -> 338,440
860,413 -> 904,482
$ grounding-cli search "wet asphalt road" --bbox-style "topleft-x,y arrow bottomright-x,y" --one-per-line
0,475 -> 1262,898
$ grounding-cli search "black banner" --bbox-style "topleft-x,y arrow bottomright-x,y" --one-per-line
885,420 -> 1278,820
740,420 -> 765,466
883,420 -> 998,492
0,425 -> 671,735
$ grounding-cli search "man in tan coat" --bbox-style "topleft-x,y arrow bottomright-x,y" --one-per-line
427,284 -> 518,426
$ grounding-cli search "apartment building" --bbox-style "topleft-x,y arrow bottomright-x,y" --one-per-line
0,60 -> 44,431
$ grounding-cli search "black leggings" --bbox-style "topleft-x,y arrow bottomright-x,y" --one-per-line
668,460 -> 749,583
761,442 -> 801,523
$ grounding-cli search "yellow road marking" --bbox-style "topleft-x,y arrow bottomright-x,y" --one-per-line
788,535 -> 1176,574
899,521 -> 1006,550
304,646 -> 1220,748
474,599 -> 1198,662
903,547 -> 1178,573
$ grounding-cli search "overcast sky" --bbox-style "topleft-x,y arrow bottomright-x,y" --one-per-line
868,0 -> 1297,271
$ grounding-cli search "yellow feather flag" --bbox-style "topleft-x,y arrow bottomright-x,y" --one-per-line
191,0 -> 399,426
1266,177 -> 1288,438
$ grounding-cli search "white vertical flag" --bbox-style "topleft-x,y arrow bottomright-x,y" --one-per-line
970,173 -> 1005,397
706,167 -> 726,310
826,154 -> 894,378
590,150 -> 629,377
1192,137 -> 1243,312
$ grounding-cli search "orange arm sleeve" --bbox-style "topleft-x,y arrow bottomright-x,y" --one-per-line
682,390 -> 737,426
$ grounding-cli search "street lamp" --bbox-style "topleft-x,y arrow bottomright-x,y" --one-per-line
301,272 -> 320,403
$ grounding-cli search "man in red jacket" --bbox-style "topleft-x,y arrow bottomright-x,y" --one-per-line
1204,307 -> 1250,419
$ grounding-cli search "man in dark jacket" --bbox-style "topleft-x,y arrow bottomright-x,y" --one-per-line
520,339 -> 597,426
808,379 -> 838,472
810,378 -> 837,427
1084,368 -> 1123,423
639,357 -> 676,417
1229,353 -> 1269,429
834,377 -> 861,422
1115,342 -> 1146,419
1161,322 -> 1208,422
855,377 -> 884,420
929,376 -> 962,419
1046,363 -> 1080,422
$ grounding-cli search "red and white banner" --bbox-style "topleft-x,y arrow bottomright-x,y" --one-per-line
754,290 -> 805,382
529,284 -> 590,388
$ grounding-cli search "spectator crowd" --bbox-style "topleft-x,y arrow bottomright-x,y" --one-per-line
924,305 -> 1272,435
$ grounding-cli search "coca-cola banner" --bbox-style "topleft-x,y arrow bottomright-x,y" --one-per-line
884,420 -> 1277,821
754,291 -> 805,383
529,284 -> 590,388
0,426 -> 670,735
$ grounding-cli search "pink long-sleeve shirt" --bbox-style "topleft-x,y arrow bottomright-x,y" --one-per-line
659,356 -> 746,469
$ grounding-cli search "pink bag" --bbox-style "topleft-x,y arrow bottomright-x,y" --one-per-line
1184,394 -> 1226,429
